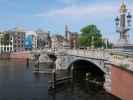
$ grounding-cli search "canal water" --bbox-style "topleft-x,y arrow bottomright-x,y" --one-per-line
0,59 -> 120,100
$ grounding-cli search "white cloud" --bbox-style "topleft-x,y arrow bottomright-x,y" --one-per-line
57,0 -> 79,5
36,4 -> 118,18
36,3 -> 133,19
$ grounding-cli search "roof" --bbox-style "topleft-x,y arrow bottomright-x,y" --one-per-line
52,34 -> 65,41
7,26 -> 26,32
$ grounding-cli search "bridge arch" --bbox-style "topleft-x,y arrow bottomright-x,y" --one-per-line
68,58 -> 105,73
67,58 -> 105,83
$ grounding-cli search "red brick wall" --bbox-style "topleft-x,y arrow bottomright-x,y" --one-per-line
10,52 -> 29,59
111,65 -> 133,100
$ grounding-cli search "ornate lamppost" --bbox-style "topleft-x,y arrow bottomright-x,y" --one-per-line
115,1 -> 132,47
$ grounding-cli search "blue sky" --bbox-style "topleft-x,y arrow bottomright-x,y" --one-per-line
0,0 -> 133,43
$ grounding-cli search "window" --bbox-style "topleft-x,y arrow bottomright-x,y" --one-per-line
17,41 -> 20,44
4,47 -> 6,51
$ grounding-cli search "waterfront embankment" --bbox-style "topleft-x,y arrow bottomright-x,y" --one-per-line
0,51 -> 32,59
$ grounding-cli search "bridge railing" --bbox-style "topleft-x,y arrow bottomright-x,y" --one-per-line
65,49 -> 111,60
30,48 -> 113,61
111,52 -> 133,71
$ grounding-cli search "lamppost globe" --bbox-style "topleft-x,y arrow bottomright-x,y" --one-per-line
127,12 -> 132,27
115,16 -> 120,27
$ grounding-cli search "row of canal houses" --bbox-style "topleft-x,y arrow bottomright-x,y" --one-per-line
0,27 -> 51,53
0,26 -> 78,53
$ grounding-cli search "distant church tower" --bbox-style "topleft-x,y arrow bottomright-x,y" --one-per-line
115,0 -> 132,47
65,25 -> 69,40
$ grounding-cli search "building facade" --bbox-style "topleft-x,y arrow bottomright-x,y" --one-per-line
69,32 -> 78,49
51,35 -> 64,49
8,27 -> 26,52
64,25 -> 78,49
25,31 -> 37,50
36,29 -> 51,49
0,32 -> 14,53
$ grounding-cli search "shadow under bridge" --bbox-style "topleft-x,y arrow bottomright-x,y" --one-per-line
68,59 -> 105,86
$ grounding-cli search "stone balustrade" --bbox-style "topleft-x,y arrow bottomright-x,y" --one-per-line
65,49 -> 109,60
31,48 -> 133,72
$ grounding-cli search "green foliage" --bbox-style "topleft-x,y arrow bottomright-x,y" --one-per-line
80,25 -> 101,37
107,42 -> 113,49
79,25 -> 102,48
79,24 -> 112,49
79,36 -> 89,47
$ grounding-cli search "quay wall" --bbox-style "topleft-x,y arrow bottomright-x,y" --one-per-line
0,53 -> 10,59
111,65 -> 133,100
0,51 -> 31,59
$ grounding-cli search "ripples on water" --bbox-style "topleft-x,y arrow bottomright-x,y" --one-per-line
0,59 -> 120,100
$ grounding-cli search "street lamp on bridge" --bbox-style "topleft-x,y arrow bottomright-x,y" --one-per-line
115,1 -> 132,47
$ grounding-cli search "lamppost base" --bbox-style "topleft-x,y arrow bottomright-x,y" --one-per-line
113,43 -> 133,50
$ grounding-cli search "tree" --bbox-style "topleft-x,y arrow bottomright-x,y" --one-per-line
79,25 -> 103,48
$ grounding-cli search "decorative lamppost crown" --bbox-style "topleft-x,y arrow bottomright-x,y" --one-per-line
120,2 -> 127,13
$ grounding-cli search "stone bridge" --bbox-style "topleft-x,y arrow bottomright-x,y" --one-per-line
31,49 -> 133,92
52,49 -> 111,92
55,49 -> 111,71
31,49 -> 111,71
30,48 -> 133,94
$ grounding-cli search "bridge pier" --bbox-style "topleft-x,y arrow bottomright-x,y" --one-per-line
48,69 -> 72,90
104,64 -> 112,93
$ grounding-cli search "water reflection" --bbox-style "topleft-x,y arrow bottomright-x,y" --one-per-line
0,59 -> 120,100
49,69 -> 120,100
